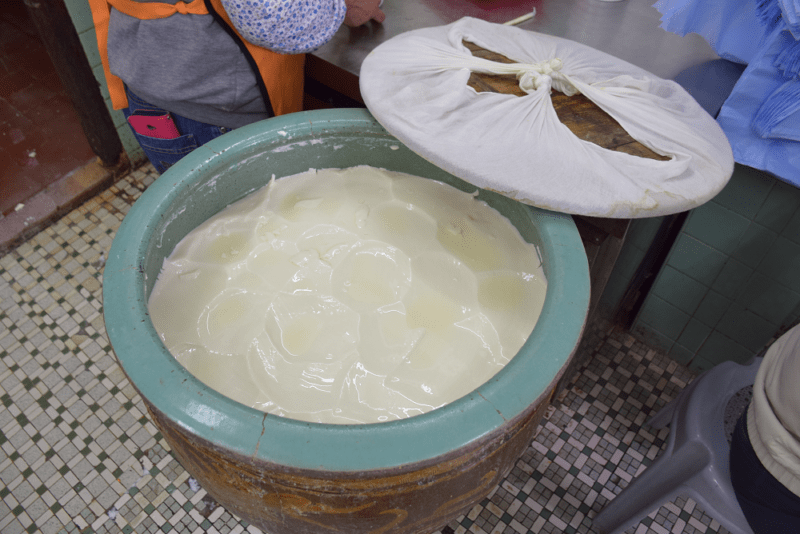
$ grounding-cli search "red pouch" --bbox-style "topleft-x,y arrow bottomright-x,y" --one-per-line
127,112 -> 181,140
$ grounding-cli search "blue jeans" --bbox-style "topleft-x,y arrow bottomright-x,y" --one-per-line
730,411 -> 800,533
122,87 -> 232,174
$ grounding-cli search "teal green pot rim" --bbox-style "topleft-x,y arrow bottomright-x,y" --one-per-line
103,108 -> 589,473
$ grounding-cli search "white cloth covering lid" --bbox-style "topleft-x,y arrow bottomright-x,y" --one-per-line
359,17 -> 734,218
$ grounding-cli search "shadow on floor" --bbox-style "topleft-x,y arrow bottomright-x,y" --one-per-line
0,0 -> 97,218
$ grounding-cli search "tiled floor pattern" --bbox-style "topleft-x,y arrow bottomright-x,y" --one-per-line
1,164 -> 734,534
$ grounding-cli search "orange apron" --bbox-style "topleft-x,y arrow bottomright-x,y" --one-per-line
88,0 -> 305,116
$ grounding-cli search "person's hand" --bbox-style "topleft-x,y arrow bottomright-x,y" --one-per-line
344,0 -> 385,27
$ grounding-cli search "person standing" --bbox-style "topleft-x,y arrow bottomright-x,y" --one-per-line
88,0 -> 385,173
730,321 -> 800,533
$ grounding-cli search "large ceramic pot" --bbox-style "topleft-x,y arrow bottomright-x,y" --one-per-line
103,108 -> 590,534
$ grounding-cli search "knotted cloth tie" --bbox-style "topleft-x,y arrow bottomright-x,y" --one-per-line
516,58 -> 576,95
430,47 -> 577,96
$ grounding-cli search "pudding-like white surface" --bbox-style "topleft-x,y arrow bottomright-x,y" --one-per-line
148,166 -> 547,424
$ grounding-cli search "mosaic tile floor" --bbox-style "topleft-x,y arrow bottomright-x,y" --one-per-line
1,164 -> 735,534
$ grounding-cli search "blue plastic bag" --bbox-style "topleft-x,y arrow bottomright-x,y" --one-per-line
656,0 -> 800,186
653,0 -> 771,64
717,25 -> 800,187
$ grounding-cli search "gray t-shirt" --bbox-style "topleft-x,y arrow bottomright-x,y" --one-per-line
107,7 -> 269,129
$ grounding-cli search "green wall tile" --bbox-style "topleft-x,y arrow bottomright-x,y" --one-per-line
64,0 -> 96,34
682,202 -> 751,256
782,208 -> 800,246
61,4 -> 144,171
676,318 -> 712,353
757,237 -> 800,293
711,164 -> 774,219
652,265 -> 708,315
668,343 -> 695,366
715,303 -> 777,353
91,65 -> 110,101
111,104 -> 127,130
635,294 -> 690,341
784,301 -> 800,331
599,271 -> 631,313
695,331 -> 755,366
690,357 -> 718,373
617,165 -> 796,370
88,63 -> 128,134
78,29 -> 101,71
116,124 -> 145,165
665,234 -> 727,287
626,217 -> 664,251
598,241 -> 647,311
694,290 -> 732,328
609,240 -> 647,283
755,179 -> 800,233
712,258 -> 753,301
107,97 -> 127,130
737,273 -> 800,326
730,222 -> 778,269
632,324 -> 674,354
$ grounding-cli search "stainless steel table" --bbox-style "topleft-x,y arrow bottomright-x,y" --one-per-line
311,0 -> 718,86
304,0 -> 721,357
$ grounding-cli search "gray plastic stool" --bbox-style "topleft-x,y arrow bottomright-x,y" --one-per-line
592,358 -> 762,534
